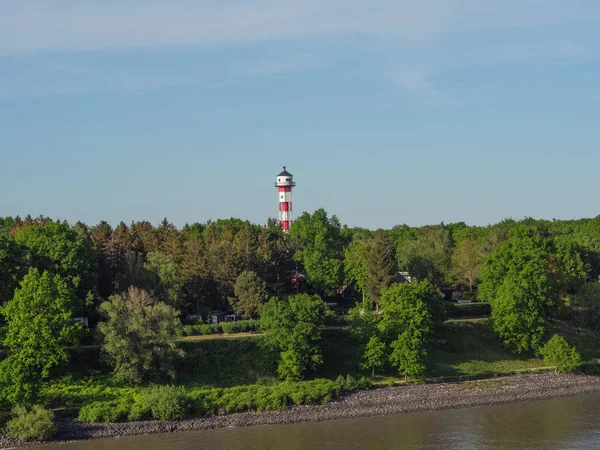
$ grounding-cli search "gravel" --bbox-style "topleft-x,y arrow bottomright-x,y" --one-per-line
3,372 -> 600,449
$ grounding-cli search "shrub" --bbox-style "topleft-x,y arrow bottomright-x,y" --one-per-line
187,377 -> 370,417
539,334 -> 582,373
78,398 -> 131,423
182,324 -> 221,336
221,320 -> 260,334
5,405 -> 56,441
139,385 -> 190,420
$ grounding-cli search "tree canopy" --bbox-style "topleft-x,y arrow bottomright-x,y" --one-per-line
260,293 -> 329,380
97,287 -> 184,384
0,269 -> 80,404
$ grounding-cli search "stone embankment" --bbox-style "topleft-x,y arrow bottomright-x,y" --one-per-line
3,372 -> 600,448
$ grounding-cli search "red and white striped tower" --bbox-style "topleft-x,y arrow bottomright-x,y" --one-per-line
275,166 -> 295,232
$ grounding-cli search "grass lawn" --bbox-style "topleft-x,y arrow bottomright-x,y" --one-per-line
426,320 -> 546,380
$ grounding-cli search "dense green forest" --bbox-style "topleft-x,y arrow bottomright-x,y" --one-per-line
3,210 -> 599,317
1,210 -> 600,441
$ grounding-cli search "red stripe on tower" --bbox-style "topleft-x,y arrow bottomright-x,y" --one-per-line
274,166 -> 295,232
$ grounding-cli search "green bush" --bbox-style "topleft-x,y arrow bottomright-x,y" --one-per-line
539,334 -> 582,373
77,398 -> 132,423
181,321 -> 260,336
5,405 -> 56,441
182,324 -> 221,336
187,376 -> 370,417
138,385 -> 190,420
221,320 -> 260,334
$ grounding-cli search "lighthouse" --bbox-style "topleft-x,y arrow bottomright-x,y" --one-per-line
275,166 -> 295,232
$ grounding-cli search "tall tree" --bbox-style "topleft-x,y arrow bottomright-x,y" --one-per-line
0,269 -> 79,404
364,231 -> 395,311
289,209 -> 346,296
180,234 -> 211,312
97,286 -> 184,384
379,281 -> 435,381
343,240 -> 369,302
451,239 -> 483,292
230,271 -> 267,319
144,252 -> 183,308
15,220 -> 98,313
260,293 -> 329,380
479,226 -> 560,352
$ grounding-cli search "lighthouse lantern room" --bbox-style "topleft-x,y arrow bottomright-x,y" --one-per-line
275,166 -> 295,232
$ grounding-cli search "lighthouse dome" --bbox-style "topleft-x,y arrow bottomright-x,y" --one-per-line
275,167 -> 295,187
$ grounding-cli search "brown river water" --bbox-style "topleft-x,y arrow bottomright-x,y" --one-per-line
40,393 -> 600,450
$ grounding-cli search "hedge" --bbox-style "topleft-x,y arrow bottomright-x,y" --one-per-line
182,320 -> 260,337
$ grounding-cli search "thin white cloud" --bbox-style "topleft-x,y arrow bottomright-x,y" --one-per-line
1,1 -> 599,54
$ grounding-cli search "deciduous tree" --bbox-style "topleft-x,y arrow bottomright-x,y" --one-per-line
230,271 -> 268,319
360,335 -> 387,379
289,209 -> 346,296
97,287 -> 184,384
260,293 -> 329,380
0,269 -> 79,404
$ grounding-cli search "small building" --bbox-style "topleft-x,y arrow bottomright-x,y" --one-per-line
393,272 -> 413,284
210,312 -> 240,324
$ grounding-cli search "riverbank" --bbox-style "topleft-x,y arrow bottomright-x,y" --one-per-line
3,372 -> 600,448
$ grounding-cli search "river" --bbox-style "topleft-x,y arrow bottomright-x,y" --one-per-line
40,393 -> 600,449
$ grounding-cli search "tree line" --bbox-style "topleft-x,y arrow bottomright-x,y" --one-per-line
1,211 -> 599,404
2,211 -> 600,319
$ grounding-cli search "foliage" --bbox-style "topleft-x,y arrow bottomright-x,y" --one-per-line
4,405 -> 56,441
230,271 -> 268,319
451,239 -> 483,292
396,226 -> 453,288
289,209 -> 346,296
378,281 -> 436,380
78,398 -> 132,423
360,335 -> 387,378
379,280 -> 444,335
260,294 -> 329,380
491,271 -> 548,353
97,287 -> 184,384
539,334 -> 582,373
0,233 -> 24,306
182,323 -> 222,336
570,282 -> 600,328
0,269 -> 80,404
73,376 -> 369,423
390,330 -> 426,381
221,320 -> 260,334
343,240 -> 369,298
181,320 -> 260,336
132,385 -> 190,420
479,227 -> 557,353
14,220 -> 97,312
364,231 -> 395,310
144,251 -> 183,308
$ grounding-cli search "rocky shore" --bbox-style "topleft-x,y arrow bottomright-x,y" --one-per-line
3,372 -> 600,448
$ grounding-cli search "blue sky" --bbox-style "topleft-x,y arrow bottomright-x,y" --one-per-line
1,1 -> 599,229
